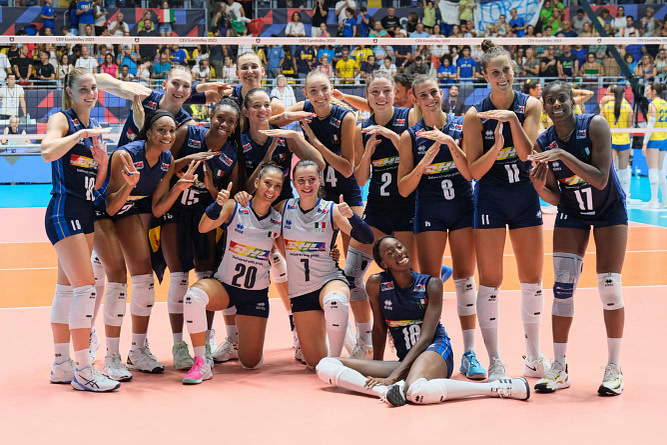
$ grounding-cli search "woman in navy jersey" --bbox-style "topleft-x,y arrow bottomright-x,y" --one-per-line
99,111 -> 199,378
529,81 -> 627,396
344,72 -> 417,360
179,163 -> 285,384
463,40 -> 547,381
278,160 -> 374,369
42,67 -> 119,392
160,99 -> 243,371
397,75 -> 485,380
316,236 -> 530,406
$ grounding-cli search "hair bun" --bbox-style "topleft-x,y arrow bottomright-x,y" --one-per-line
481,39 -> 497,53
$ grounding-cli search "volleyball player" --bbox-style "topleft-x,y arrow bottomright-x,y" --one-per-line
160,99 -> 243,370
279,160 -> 374,368
103,111 -> 199,375
179,164 -> 285,384
642,82 -> 667,208
316,236 -> 530,406
462,40 -> 548,381
600,85 -> 634,199
529,81 -> 627,395
43,67 -> 119,392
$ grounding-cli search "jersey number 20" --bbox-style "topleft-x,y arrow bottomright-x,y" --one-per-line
231,263 -> 257,289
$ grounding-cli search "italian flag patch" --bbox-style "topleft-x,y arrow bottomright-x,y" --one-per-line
314,222 -> 326,229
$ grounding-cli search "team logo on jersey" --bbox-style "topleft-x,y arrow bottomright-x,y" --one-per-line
484,130 -> 494,140
255,302 -> 266,311
314,221 -> 326,232
424,161 -> 455,175
270,218 -> 281,225
380,282 -> 394,291
514,104 -> 525,114
330,117 -> 341,128
147,100 -> 158,109
285,219 -> 292,229
417,145 -> 427,154
284,240 -> 327,252
160,162 -> 170,171
228,240 -> 270,261
496,146 -> 517,160
394,118 -> 406,126
220,153 -> 233,166
383,299 -> 393,310
414,284 -> 426,293
547,141 -> 558,150
316,207 -> 329,214
235,223 -> 244,234
559,174 -> 586,186
454,124 -> 463,131
134,161 -> 144,170
576,129 -> 587,139
240,208 -> 249,214
70,154 -> 97,169
372,156 -> 399,168
126,128 -> 137,141
243,142 -> 252,153
189,139 -> 202,147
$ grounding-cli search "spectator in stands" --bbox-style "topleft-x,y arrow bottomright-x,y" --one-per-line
137,19 -> 159,62
341,8 -> 357,37
318,23 -> 332,38
557,45 -> 579,80
312,0 -> 328,37
394,32 -> 412,73
656,49 -> 667,82
93,0 -> 107,36
67,1 -> 79,36
635,54 -> 658,84
335,0 -> 356,26
405,12 -> 419,35
335,48 -> 358,84
572,43 -> 587,67
358,7 -> 370,38
442,84 -> 465,116
56,53 -> 73,81
137,60 -> 152,86
171,45 -> 189,65
548,8 -> 563,35
509,8 -> 526,37
437,55 -> 456,85
118,64 -> 134,82
2,116 -> 30,147
109,11 -> 130,37
12,46 -> 33,86
370,21 -> 388,38
381,7 -> 399,37
404,56 -> 429,77
410,22 -> 431,58
118,45 -> 139,76
0,74 -> 27,119
286,11 -> 307,39
152,52 -> 172,79
313,55 -> 330,78
160,1 -> 174,37
571,8 -> 591,35
377,56 -> 396,77
40,0 -> 56,34
560,20 -> 577,37
211,3 -> 230,37
522,47 -> 541,77
459,0 -> 476,25
612,6 -> 628,36
226,0 -> 245,20
597,7 -> 611,26
266,44 -> 285,80
624,53 -> 637,74
223,56 -> 238,83
75,45 -> 98,72
35,50 -> 56,85
137,10 -> 154,32
579,52 -> 604,84
641,7 -> 662,37
76,0 -> 95,36
82,24 -> 95,56
456,46 -> 475,91
271,74 -> 296,108
602,49 -> 621,78
293,45 -> 317,79
351,45 -> 372,65
359,55 -> 377,79
540,46 -> 558,78
192,58 -> 211,82
0,51 -> 10,86
495,14 -> 508,36
99,52 -> 118,78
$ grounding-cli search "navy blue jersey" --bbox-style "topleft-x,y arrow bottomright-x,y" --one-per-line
302,100 -> 360,197
241,129 -> 292,201
117,140 -> 172,200
536,113 -> 626,217
474,90 -> 531,187
378,271 -> 448,361
362,107 -> 413,211
50,108 -> 101,202
118,90 -> 193,147
172,125 -> 238,210
230,84 -> 276,109
408,116 -> 472,203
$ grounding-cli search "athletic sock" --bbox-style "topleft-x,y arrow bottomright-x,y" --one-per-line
73,349 -> 90,370
477,285 -> 500,360
462,329 -> 476,353
407,377 -> 494,403
225,324 -> 239,344
607,337 -> 622,365
520,282 -> 544,361
106,337 -> 120,355
316,357 -> 388,397
193,345 -> 206,358
54,343 -> 70,363
357,321 -> 372,346
131,332 -> 147,351
553,342 -> 567,367
173,332 -> 183,344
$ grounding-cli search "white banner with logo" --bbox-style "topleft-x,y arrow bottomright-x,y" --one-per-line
474,0 -> 544,33
439,1 -> 461,26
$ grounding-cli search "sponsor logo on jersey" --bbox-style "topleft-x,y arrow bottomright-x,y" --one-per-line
496,146 -> 517,160
558,174 -> 587,186
70,154 -> 97,169
255,301 -> 266,311
188,139 -> 201,147
386,319 -> 422,328
424,161 -> 455,175
147,100 -> 158,109
394,118 -> 406,126
414,284 -> 426,293
71,118 -> 80,126
240,208 -> 249,214
372,156 -> 399,168
547,140 -> 558,150
235,223 -> 244,234
134,161 -> 144,170
160,162 -> 170,171
484,129 -> 494,140
285,219 -> 292,229
332,134 -> 339,142
383,299 -> 393,310
576,129 -> 587,139
220,153 -> 233,166
228,240 -> 270,261
330,117 -> 341,128
243,142 -> 252,153
417,145 -> 427,154
284,239 -> 327,252
380,282 -> 394,291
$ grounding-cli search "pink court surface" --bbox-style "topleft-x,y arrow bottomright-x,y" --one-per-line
0,207 -> 665,444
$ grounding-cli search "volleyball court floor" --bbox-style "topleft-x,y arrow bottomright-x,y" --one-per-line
0,180 -> 664,444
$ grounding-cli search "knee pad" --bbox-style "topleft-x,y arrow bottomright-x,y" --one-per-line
270,249 -> 288,284
69,285 -> 97,329
476,285 -> 499,329
184,286 -> 210,334
406,378 -> 447,404
322,292 -> 349,332
103,282 -> 127,327
240,355 -> 263,370
598,273 -> 624,310
552,253 -> 583,317
520,282 -> 543,324
343,247 -> 373,301
454,276 -> 477,316
129,274 -> 155,317
50,284 -> 73,324
195,270 -> 214,282
221,306 -> 237,316
315,357 -> 345,385
167,272 -> 189,314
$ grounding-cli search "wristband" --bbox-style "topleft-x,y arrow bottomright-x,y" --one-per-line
205,201 -> 223,220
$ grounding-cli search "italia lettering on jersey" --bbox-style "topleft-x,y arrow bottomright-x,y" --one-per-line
228,240 -> 270,261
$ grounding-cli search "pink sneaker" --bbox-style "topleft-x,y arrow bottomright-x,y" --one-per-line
182,357 -> 212,385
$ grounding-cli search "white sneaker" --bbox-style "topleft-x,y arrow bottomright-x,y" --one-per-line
490,377 -> 530,400
127,347 -> 165,373
211,337 -> 238,363
535,361 -> 570,393
172,341 -> 195,370
144,339 -> 158,361
348,339 -> 373,360
88,329 -> 100,364
598,363 -> 623,396
103,353 -> 133,382
50,359 -> 75,384
487,358 -> 507,381
523,354 -> 551,378
71,365 -> 120,392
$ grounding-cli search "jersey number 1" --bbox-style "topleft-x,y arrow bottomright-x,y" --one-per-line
504,164 -> 520,183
